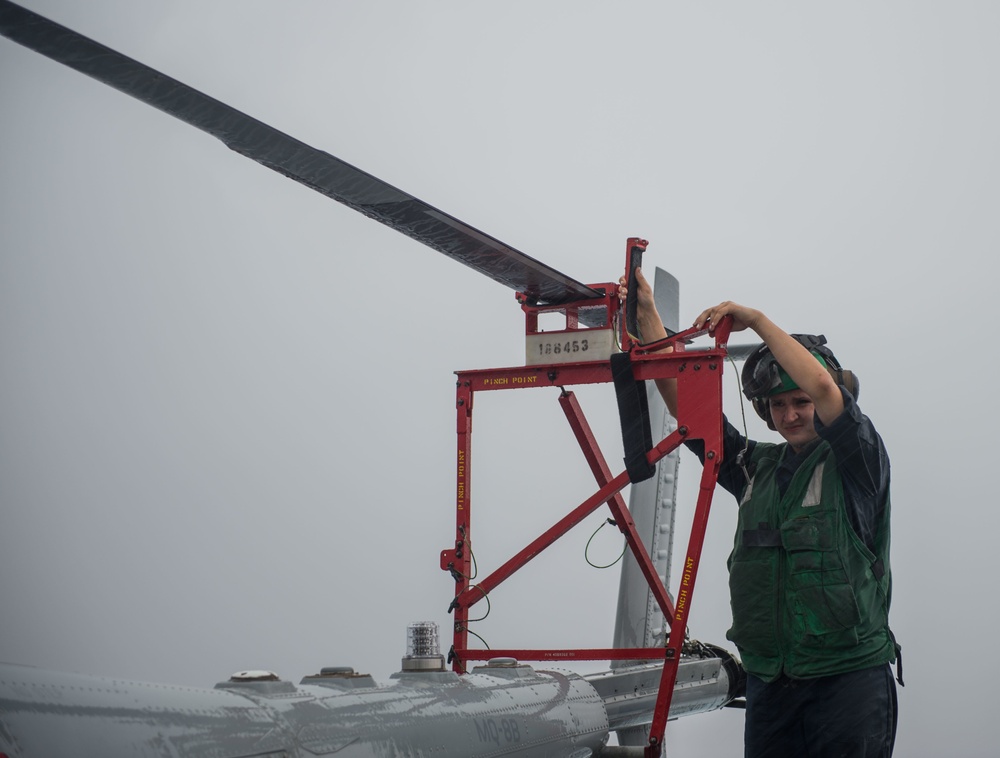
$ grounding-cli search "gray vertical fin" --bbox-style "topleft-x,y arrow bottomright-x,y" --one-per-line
610,268 -> 680,747
611,267 -> 680,654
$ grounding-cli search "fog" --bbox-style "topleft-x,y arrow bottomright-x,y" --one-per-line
2,2 -> 998,755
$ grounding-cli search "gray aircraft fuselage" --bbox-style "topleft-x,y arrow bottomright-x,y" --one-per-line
0,655 -> 740,757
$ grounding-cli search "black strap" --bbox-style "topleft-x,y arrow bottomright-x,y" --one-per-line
611,352 -> 656,483
889,628 -> 904,686
624,242 -> 644,342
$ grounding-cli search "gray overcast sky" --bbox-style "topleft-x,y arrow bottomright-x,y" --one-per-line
2,2 -> 998,756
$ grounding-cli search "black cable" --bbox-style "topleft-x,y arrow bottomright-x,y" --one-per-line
585,518 -> 627,569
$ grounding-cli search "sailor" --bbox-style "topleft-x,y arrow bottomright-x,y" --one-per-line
620,268 -> 899,757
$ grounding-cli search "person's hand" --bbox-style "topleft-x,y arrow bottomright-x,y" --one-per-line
617,266 -> 656,312
693,301 -> 761,334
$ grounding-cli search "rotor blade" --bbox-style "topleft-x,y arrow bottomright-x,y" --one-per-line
0,1 -> 604,312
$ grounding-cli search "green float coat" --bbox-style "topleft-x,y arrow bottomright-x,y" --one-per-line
727,440 -> 895,681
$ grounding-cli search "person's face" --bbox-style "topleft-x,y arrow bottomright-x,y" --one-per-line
768,389 -> 819,452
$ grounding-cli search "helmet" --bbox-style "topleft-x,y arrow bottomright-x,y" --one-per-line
740,334 -> 859,429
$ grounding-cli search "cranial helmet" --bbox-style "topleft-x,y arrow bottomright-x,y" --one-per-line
740,334 -> 859,429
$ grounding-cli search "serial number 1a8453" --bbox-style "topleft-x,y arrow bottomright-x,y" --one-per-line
524,328 -> 617,366
537,338 -> 590,356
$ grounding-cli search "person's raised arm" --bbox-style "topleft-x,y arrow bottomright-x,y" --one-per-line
618,267 -> 678,418
694,302 -> 844,425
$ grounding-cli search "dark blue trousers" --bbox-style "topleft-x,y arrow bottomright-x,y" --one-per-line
744,664 -> 897,758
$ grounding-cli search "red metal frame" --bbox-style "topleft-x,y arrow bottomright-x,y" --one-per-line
440,251 -> 732,757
